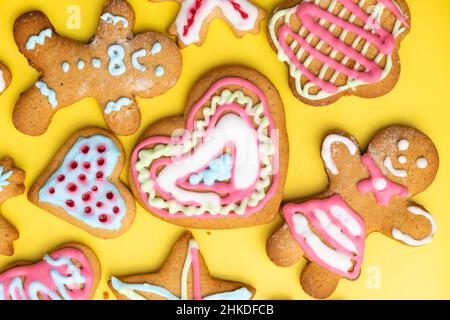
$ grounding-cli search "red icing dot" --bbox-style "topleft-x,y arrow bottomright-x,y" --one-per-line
81,145 -> 90,154
99,214 -> 108,223
79,174 -> 86,181
97,145 -> 106,153
70,161 -> 78,169
97,158 -> 105,166
83,162 -> 91,169
113,206 -> 120,214
106,192 -> 114,200
84,206 -> 92,214
82,193 -> 91,202
92,186 -> 98,192
49,187 -> 55,194
57,175 -> 65,182
67,183 -> 77,192
66,200 -> 75,207
96,171 -> 104,179
96,201 -> 103,208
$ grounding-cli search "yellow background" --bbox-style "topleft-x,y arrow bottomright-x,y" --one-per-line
0,0 -> 449,300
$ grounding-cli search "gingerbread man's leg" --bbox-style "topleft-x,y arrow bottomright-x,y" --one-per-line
300,262 -> 341,299
381,202 -> 436,247
0,157 -> 25,256
98,96 -> 141,136
267,223 -> 303,267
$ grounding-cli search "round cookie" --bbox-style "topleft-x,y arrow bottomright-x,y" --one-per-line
267,0 -> 411,105
267,125 -> 439,299
0,62 -> 12,95
129,65 -> 289,229
13,0 -> 182,136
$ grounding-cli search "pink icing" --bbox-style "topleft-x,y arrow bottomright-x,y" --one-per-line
357,154 -> 408,206
130,77 -> 279,219
0,248 -> 94,300
190,246 -> 202,300
283,194 -> 365,279
277,0 -> 408,93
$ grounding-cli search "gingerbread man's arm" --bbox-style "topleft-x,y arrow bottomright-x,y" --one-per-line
95,0 -> 135,41
321,131 -> 362,181
380,202 -> 436,247
97,95 -> 141,136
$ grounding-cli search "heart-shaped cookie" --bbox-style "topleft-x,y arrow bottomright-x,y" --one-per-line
29,128 -> 136,238
130,66 -> 288,229
0,243 -> 100,300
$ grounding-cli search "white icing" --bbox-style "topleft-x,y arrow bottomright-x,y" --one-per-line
35,81 -> 58,108
373,177 -> 387,191
151,42 -> 162,55
0,69 -> 5,93
384,156 -> 407,177
92,58 -> 101,69
77,60 -> 85,70
398,156 -> 407,164
62,62 -> 70,73
26,28 -> 52,50
292,214 -> 353,273
330,205 -> 362,236
398,139 -> 409,151
104,97 -> 132,114
321,134 -> 358,175
416,157 -> 428,169
154,66 -> 165,77
392,206 -> 437,246
100,12 -> 129,28
0,166 -> 13,192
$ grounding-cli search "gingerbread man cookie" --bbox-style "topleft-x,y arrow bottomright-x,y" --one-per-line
109,232 -> 255,300
0,63 -> 12,95
13,0 -> 182,136
0,243 -> 100,300
129,66 -> 289,229
149,0 -> 266,47
29,128 -> 136,238
267,126 -> 439,299
268,0 -> 410,105
0,157 -> 25,256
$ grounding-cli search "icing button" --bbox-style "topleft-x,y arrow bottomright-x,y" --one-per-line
373,177 -> 387,191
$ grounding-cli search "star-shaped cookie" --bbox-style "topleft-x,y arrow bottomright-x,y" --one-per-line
109,232 -> 255,300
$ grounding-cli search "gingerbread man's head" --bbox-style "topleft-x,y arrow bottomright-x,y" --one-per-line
367,126 -> 439,195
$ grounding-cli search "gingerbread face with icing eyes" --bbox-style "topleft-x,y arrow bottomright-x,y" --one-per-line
129,66 -> 288,229
12,0 -> 181,136
267,125 -> 439,299
367,126 -> 439,195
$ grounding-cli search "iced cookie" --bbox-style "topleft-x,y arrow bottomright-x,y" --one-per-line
0,243 -> 100,300
0,158 -> 25,256
29,128 -> 136,238
0,62 -> 12,95
129,66 -> 289,229
267,125 -> 439,298
149,0 -> 266,47
268,0 -> 410,105
13,0 -> 182,136
109,232 -> 255,300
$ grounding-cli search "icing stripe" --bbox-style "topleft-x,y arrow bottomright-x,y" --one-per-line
35,81 -> 58,108
26,28 -> 52,50
105,97 -> 132,114
392,206 -> 437,246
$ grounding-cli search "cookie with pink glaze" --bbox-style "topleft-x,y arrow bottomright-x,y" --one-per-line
0,243 -> 100,300
267,125 -> 439,299
0,157 -> 25,256
0,62 -> 12,95
29,128 -> 136,238
13,0 -> 182,136
109,232 -> 255,300
149,0 -> 266,47
129,66 -> 288,229
267,0 -> 411,105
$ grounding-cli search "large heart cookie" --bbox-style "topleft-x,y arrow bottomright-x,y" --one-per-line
0,243 -> 100,300
29,128 -> 136,238
130,66 -> 288,229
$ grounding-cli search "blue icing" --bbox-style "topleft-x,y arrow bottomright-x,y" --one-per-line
26,28 -> 52,50
62,62 -> 70,73
151,42 -> 162,55
77,60 -> 85,70
154,65 -> 165,77
189,154 -> 232,186
35,81 -> 58,108
92,58 -> 101,69
131,49 -> 147,72
38,135 -> 126,231
0,166 -> 13,191
108,44 -> 126,76
104,97 -> 132,115
100,13 -> 129,28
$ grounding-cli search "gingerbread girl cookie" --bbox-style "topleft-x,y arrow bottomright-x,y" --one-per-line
0,63 -> 12,95
129,66 -> 289,229
0,157 -> 25,256
13,0 -> 182,136
0,243 -> 100,300
149,0 -> 266,47
29,128 -> 136,238
109,232 -> 255,300
267,126 -> 439,299
268,0 -> 410,105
